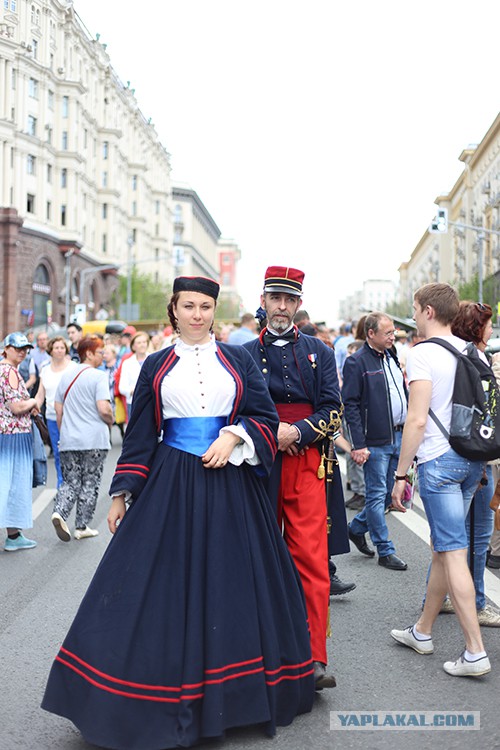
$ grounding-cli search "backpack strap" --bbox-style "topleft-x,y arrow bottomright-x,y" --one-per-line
417,337 -> 464,441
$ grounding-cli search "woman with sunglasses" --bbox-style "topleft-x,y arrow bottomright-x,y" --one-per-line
437,301 -> 500,626
0,332 -> 44,551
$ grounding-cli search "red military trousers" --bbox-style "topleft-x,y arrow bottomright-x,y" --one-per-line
278,448 -> 330,664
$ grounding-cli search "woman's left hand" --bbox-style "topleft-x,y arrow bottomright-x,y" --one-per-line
202,432 -> 240,469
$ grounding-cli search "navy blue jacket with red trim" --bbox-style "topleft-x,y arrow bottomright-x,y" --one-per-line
244,328 -> 342,449
109,343 -> 279,499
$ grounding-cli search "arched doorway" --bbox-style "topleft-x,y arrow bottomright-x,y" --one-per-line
32,264 -> 51,328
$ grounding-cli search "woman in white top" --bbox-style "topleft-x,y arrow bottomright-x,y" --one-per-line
37,336 -> 76,488
118,331 -> 150,417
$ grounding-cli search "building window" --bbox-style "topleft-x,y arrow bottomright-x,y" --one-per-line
155,200 -> 160,214
83,129 -> 88,149
31,39 -> 38,59
155,247 -> 159,260
27,115 -> 37,136
61,168 -> 67,188
132,201 -> 137,216
62,131 -> 68,150
27,154 -> 36,174
10,107 -> 15,121
48,90 -> 54,109
132,174 -> 137,191
174,204 -> 182,222
102,171 -> 107,188
103,141 -> 108,159
155,271 -> 159,284
28,77 -> 38,98
46,201 -> 51,220
131,228 -> 137,243
62,95 -> 69,118
155,223 -> 159,237
47,164 -> 52,183
11,68 -> 16,89
4,1 -> 17,10
46,126 -> 52,144
27,193 -> 35,213
102,203 -> 108,219
102,234 -> 107,253
61,205 -> 66,226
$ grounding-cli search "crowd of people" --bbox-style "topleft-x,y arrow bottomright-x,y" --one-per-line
1,272 -> 500,748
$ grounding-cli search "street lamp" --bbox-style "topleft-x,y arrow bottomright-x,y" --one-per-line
64,249 -> 75,326
126,234 -> 134,319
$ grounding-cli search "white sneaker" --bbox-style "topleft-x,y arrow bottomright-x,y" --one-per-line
477,604 -> 500,628
443,652 -> 491,677
390,625 -> 434,654
74,526 -> 99,540
51,512 -> 71,542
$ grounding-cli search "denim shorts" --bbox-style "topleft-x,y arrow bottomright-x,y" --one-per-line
417,448 -> 484,552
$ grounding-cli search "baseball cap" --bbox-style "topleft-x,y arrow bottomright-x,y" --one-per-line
3,332 -> 33,349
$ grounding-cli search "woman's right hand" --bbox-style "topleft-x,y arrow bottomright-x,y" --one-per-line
108,496 -> 126,534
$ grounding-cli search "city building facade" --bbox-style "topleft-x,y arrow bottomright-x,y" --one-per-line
0,0 -> 173,333
400,112 -> 500,310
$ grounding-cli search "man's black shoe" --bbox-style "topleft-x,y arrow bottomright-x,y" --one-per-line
378,553 -> 408,570
487,554 -> 500,569
330,574 -> 356,596
345,492 -> 365,510
313,661 -> 337,690
348,525 -> 375,557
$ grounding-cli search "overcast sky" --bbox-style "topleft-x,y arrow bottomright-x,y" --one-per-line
76,0 -> 499,324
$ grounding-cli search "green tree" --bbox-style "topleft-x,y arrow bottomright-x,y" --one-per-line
457,273 -> 500,310
112,269 -> 171,320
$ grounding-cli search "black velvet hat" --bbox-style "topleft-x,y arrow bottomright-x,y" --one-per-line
173,276 -> 220,300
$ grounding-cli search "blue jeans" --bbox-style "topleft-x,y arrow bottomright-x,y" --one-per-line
418,448 -> 484,552
47,418 -> 63,489
465,465 -> 494,610
349,432 -> 401,557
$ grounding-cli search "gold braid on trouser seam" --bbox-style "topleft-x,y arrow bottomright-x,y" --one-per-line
303,409 -> 344,641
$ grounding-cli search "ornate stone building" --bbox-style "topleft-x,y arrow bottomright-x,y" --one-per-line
0,0 -> 172,332
399,112 -> 500,309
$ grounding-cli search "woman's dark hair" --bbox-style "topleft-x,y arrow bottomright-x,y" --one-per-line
47,336 -> 69,355
77,334 -> 103,361
355,315 -> 367,341
451,301 -> 492,345
167,292 -> 181,330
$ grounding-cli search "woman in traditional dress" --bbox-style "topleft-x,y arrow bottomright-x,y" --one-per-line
42,276 -> 314,750
0,332 -> 43,551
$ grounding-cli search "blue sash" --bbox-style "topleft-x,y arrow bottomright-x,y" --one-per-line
162,417 -> 227,457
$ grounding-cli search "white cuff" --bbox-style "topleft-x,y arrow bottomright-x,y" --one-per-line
220,424 -> 260,466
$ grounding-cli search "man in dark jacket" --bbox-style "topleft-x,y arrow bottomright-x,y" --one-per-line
342,312 -> 408,570
245,266 -> 350,690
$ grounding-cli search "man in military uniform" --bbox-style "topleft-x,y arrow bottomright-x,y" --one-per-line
245,266 -> 349,690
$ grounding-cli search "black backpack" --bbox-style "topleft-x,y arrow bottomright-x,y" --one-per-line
421,337 -> 500,461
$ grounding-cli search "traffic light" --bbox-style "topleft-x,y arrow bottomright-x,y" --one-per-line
429,207 -> 448,234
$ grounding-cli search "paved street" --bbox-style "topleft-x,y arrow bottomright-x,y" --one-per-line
1,436 -> 499,750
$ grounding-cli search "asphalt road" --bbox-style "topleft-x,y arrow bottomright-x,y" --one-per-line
1,434 -> 499,750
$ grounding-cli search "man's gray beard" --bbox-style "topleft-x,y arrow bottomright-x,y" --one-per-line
269,315 -> 291,333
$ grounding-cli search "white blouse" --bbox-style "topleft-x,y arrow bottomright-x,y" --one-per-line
161,337 -> 257,466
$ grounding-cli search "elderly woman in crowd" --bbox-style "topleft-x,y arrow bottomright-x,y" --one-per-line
50,335 -> 113,542
36,336 -> 76,488
0,332 -> 43,551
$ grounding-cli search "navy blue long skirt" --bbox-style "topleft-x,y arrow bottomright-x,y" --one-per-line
42,444 -> 314,749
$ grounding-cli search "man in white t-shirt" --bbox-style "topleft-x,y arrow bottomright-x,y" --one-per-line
390,282 -> 490,678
